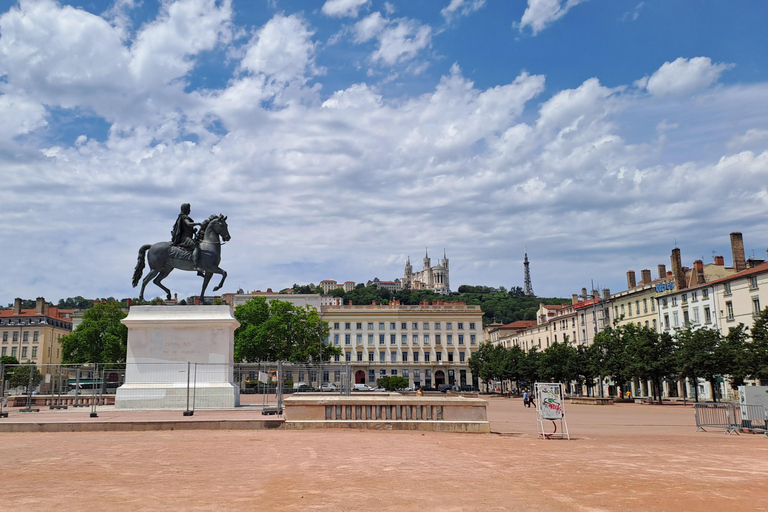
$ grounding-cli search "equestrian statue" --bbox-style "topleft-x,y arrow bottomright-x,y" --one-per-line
132,203 -> 231,302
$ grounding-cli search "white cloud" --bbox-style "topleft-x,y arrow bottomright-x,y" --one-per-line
518,0 -> 587,35
441,0 -> 485,22
240,14 -> 319,84
352,12 -> 432,66
728,128 -> 768,150
129,0 -> 233,89
321,0 -> 369,18
353,12 -> 387,43
645,57 -> 732,97
1,2 -> 767,306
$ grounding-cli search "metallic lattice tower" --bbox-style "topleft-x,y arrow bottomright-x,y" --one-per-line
523,250 -> 534,296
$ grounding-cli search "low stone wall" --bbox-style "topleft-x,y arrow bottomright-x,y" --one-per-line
8,395 -> 116,407
284,395 -> 489,433
568,396 -> 614,405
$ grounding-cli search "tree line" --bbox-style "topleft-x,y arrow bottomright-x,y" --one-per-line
291,283 -> 569,325
469,308 -> 768,403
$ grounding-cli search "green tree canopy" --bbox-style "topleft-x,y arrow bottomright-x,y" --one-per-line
60,302 -> 128,364
537,340 -> 580,385
377,375 -> 409,390
9,362 -> 43,388
234,297 -> 340,363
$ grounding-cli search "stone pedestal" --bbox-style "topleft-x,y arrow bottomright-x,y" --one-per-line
115,306 -> 240,410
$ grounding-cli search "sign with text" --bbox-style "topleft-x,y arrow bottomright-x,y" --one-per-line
536,383 -> 565,420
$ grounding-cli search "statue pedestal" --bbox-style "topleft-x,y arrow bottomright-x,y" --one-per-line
115,306 -> 240,409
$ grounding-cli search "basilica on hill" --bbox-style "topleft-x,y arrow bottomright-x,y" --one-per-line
402,249 -> 450,294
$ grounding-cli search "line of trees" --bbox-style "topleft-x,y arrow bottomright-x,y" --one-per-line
289,283 -> 569,326
469,308 -> 768,403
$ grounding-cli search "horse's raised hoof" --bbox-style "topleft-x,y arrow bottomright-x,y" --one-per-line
213,285 -> 221,291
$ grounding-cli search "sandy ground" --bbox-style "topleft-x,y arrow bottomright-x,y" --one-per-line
1,397 -> 766,511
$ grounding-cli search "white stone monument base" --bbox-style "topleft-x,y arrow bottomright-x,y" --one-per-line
116,382 -> 238,410
115,305 -> 240,410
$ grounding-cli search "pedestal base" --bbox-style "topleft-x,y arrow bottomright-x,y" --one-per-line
115,383 -> 239,410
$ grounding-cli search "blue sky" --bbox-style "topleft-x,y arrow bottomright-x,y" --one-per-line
1,0 -> 768,305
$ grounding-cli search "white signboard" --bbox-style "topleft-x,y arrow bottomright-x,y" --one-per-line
536,383 -> 564,420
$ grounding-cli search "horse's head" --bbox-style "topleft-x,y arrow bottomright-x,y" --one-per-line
210,214 -> 230,242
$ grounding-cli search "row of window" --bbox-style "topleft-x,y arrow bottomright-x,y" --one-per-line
724,276 -> 759,295
285,368 -> 468,384
331,333 -> 476,346
1,331 -> 40,342
334,349 -> 470,364
615,297 -> 657,318
331,321 -> 476,331
1,346 -> 39,358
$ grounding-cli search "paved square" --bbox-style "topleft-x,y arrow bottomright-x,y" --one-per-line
0,398 -> 766,511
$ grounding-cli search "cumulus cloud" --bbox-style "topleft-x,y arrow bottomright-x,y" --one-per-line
352,13 -> 431,66
441,0 -> 485,22
0,3 -> 767,306
644,57 -> 732,97
322,0 -> 370,18
518,0 -> 587,35
240,14 -> 319,84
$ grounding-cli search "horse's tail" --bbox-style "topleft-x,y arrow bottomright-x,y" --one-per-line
132,244 -> 152,287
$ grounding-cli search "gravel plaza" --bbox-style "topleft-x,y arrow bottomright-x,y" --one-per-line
0,397 -> 766,511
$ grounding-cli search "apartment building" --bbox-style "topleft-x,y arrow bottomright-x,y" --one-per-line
0,298 -> 73,365
321,300 -> 482,389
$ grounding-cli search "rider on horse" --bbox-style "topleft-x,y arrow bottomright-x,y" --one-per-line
171,203 -> 202,272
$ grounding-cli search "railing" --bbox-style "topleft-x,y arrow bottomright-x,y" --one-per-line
694,403 -> 768,435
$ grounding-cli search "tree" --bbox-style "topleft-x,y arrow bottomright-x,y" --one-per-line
675,327 -> 726,402
0,356 -> 19,366
625,325 -> 677,404
60,302 -> 128,364
519,347 -> 541,387
748,307 -> 768,380
592,325 -> 634,397
377,376 -> 409,390
9,362 -> 43,389
234,297 -> 340,363
537,341 -> 579,386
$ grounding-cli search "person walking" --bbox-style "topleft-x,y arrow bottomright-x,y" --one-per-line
522,390 -> 529,407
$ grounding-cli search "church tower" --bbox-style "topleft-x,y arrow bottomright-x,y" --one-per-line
404,256 -> 413,286
423,249 -> 433,287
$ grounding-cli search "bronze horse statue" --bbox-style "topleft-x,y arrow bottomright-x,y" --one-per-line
132,214 -> 231,301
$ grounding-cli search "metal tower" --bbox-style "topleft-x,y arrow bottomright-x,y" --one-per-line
523,250 -> 534,296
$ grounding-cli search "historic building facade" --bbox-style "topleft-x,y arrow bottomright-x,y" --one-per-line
321,301 -> 482,389
402,250 -> 450,294
0,298 -> 73,365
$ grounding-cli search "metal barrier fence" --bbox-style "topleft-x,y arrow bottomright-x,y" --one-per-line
694,402 -> 768,436
0,361 -> 352,419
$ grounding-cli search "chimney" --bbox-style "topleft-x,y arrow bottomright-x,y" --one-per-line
714,255 -> 724,266
731,232 -> 746,272
671,248 -> 687,291
602,288 -> 610,300
641,269 -> 652,285
626,270 -> 636,289
35,297 -> 44,314
591,289 -> 599,299
572,294 -> 579,305
13,297 -> 22,315
658,264 -> 666,280
693,260 -> 705,285
581,287 -> 587,298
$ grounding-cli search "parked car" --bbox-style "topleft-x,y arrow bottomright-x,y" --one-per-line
293,382 -> 314,392
419,386 -> 437,392
461,385 -> 478,392
370,386 -> 385,392
320,383 -> 338,392
353,384 -> 373,391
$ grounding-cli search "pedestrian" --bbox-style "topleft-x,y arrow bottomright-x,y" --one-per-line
522,390 -> 529,407
528,391 -> 536,408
